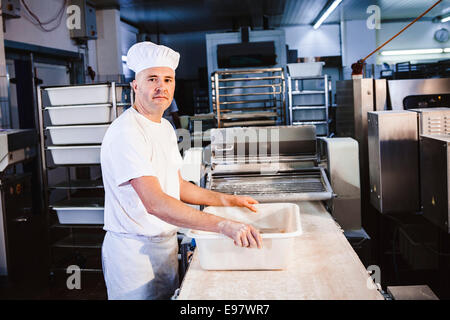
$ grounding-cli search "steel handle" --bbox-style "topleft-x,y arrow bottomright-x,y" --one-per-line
13,216 -> 29,223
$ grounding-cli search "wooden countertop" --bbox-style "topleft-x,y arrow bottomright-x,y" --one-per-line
177,201 -> 384,300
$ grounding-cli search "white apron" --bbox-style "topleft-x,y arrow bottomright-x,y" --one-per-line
101,231 -> 179,300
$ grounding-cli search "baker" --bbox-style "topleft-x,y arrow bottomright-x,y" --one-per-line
100,41 -> 263,300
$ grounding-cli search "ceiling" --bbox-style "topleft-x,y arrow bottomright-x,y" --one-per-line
90,0 -> 450,34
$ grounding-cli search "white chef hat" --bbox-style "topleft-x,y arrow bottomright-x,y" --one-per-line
126,41 -> 180,75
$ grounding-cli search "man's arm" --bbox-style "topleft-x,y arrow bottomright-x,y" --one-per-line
178,171 -> 258,212
130,176 -> 262,248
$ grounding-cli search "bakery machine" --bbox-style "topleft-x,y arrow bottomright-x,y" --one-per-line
205,125 -> 362,231
207,125 -> 332,202
387,78 -> 450,110
0,129 -> 38,280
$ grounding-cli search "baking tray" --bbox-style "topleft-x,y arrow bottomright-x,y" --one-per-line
47,124 -> 109,145
45,104 -> 113,125
47,145 -> 101,165
51,197 -> 104,225
45,84 -> 111,106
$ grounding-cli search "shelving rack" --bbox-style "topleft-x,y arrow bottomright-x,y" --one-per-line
287,75 -> 331,136
193,87 -> 210,114
211,68 -> 286,128
37,82 -> 131,291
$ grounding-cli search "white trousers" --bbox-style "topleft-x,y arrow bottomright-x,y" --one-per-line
101,231 -> 179,300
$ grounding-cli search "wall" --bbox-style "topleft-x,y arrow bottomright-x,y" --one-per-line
283,24 -> 341,58
282,19 -> 450,77
376,20 -> 450,64
120,21 -> 138,79
3,0 -> 98,77
4,0 -> 78,52
342,20 -> 377,67
2,2 -> 139,82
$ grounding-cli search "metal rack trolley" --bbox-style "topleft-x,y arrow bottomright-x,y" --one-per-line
37,82 -> 131,283
211,68 -> 286,128
287,75 -> 331,136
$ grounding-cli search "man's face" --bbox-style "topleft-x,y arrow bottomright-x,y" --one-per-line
132,66 -> 175,114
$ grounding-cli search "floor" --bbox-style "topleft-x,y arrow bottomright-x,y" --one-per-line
0,275 -> 107,300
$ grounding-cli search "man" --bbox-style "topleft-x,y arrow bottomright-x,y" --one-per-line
163,99 -> 181,129
100,41 -> 263,300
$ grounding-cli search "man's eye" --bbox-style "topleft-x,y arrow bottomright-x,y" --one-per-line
148,78 -> 156,81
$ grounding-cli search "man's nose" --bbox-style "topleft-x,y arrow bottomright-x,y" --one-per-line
155,80 -> 168,92
154,85 -> 166,95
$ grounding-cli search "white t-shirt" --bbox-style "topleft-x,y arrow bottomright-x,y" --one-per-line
100,107 -> 183,237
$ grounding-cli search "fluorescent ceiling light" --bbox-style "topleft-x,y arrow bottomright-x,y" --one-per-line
445,48 -> 450,52
442,15 -> 450,23
381,48 -> 444,56
313,0 -> 343,30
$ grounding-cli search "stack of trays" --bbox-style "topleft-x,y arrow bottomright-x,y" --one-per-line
43,83 -> 129,225
44,84 -> 117,165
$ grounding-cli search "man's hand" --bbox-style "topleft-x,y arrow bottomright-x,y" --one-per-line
218,220 -> 263,249
224,195 -> 259,213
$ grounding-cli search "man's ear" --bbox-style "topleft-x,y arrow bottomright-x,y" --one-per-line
131,79 -> 138,93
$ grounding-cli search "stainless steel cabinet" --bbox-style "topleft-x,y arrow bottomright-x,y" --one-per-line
420,135 -> 450,233
367,111 -> 420,213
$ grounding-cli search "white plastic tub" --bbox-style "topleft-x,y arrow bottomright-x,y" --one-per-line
47,124 -> 109,145
46,84 -> 111,106
287,62 -> 325,77
45,104 -> 113,125
48,145 -> 101,165
186,203 -> 302,270
52,198 -> 104,224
